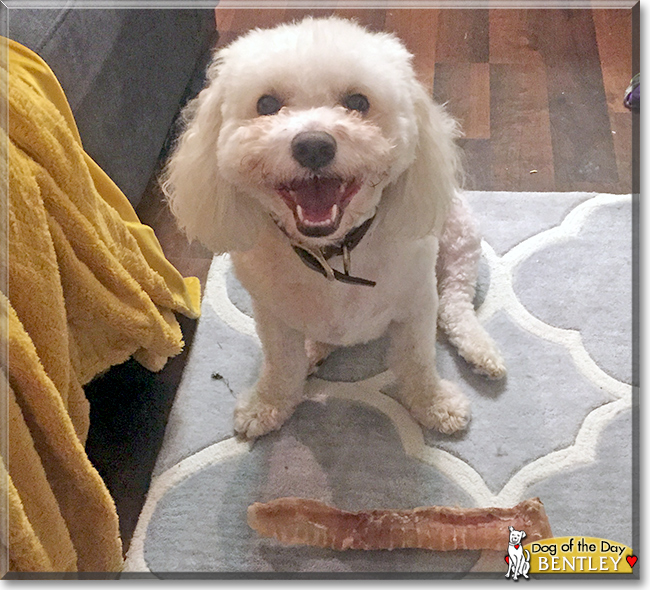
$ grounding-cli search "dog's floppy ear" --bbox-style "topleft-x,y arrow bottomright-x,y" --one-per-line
163,55 -> 266,254
380,82 -> 461,239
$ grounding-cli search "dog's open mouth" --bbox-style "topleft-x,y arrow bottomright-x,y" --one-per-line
277,177 -> 361,237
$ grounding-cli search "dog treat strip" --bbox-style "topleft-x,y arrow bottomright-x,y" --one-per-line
248,497 -> 552,551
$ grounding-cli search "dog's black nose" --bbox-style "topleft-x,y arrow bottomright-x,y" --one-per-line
291,131 -> 337,171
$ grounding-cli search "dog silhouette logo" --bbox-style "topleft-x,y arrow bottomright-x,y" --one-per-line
505,526 -> 531,580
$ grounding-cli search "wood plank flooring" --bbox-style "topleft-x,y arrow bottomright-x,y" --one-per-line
103,5 -> 636,553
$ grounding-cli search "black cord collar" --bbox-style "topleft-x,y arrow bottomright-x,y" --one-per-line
276,215 -> 377,287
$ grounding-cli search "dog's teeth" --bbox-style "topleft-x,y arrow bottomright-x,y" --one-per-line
296,205 -> 306,223
296,204 -> 339,227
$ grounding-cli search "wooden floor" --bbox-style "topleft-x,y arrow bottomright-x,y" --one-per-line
137,5 -> 636,289
110,5 -> 636,552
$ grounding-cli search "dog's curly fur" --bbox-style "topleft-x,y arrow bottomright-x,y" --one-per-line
165,17 -> 506,439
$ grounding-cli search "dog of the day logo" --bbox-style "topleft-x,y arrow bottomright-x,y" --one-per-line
505,533 -> 637,577
505,526 -> 531,580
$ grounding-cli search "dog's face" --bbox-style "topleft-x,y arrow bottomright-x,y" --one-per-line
212,18 -> 420,245
166,17 -> 460,254
508,526 -> 527,546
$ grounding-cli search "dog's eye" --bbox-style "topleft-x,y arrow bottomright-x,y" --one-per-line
343,93 -> 370,114
257,95 -> 283,116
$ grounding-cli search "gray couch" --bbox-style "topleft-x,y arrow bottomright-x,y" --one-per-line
8,7 -> 217,206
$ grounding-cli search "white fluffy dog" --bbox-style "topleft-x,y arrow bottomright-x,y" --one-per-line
165,17 -> 505,439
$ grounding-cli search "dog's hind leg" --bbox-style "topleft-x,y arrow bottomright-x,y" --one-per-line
437,194 -> 506,379
521,549 -> 530,580
305,340 -> 335,375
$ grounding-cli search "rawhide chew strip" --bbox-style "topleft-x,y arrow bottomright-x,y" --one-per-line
247,497 -> 552,551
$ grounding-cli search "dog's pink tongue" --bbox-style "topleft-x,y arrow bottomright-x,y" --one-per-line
294,177 -> 341,221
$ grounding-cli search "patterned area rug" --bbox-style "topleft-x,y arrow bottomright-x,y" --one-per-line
124,191 -> 635,577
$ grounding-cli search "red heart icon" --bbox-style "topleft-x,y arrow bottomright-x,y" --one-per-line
515,544 -> 520,549
626,555 -> 637,568
505,555 -> 509,564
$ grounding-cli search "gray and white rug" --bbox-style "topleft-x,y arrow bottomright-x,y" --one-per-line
124,191 -> 635,577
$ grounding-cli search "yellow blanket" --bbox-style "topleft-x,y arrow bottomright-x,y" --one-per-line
1,39 -> 201,572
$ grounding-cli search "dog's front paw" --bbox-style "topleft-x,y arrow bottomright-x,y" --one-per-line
407,380 -> 471,434
233,395 -> 295,439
